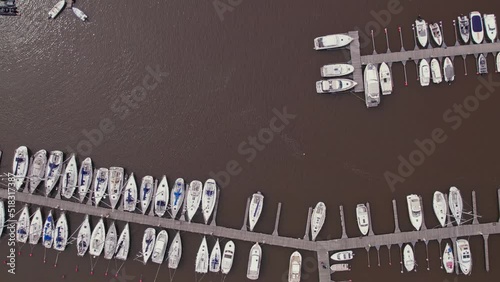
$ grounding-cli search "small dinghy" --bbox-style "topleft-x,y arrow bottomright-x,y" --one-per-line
288,251 -> 302,282
140,176 -> 154,214
330,263 -> 350,272
429,22 -> 443,46
484,14 -> 497,42
0,200 -> 4,238
77,215 -> 91,257
331,250 -> 354,261
170,178 -> 185,219
470,11 -> 484,44
449,186 -> 463,225
407,194 -> 422,231
77,157 -> 93,202
202,179 -> 217,224
430,58 -> 442,84
16,205 -> 30,243
29,208 -> 43,245
379,62 -> 392,95
195,236 -> 209,273
114,223 -> 130,260
42,210 -> 55,248
48,0 -> 65,19
154,176 -> 169,217
443,57 -> 455,83
403,244 -> 415,272
248,192 -> 264,231
442,243 -> 454,273
433,191 -> 447,227
28,149 -> 47,193
142,228 -> 156,264
72,7 -> 87,21
93,168 -> 109,206
456,239 -> 472,275
61,154 -> 78,199
419,59 -> 431,86
123,173 -> 138,212
103,222 -> 118,259
45,150 -> 64,196
108,167 -> 124,209
53,213 -> 68,251
221,240 -> 235,274
458,15 -> 470,44
12,146 -> 29,191
415,16 -> 429,48
320,63 -> 354,77
185,180 -> 202,222
151,230 -> 168,264
478,53 -> 488,74
310,202 -> 326,241
209,239 -> 222,272
356,204 -> 369,236
89,218 -> 106,257
167,231 -> 182,269
247,242 -> 262,280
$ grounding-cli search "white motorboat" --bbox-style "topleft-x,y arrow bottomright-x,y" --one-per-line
331,250 -> 354,261
449,186 -> 463,225
313,34 -> 353,50
16,205 -> 30,243
247,242 -> 262,280
170,178 -> 185,219
356,203 -> 369,236
330,263 -> 350,272
458,15 -> 470,44
320,63 -> 354,77
108,167 -> 124,209
379,62 -> 393,95
151,230 -> 168,264
209,239 -> 221,272
483,14 -> 497,42
48,0 -> 65,19
0,200 -> 4,238
114,223 -> 130,261
93,168 -> 109,206
28,207 -> 43,245
310,202 -> 326,241
415,16 -> 429,48
142,228 -> 156,264
456,239 -> 472,275
140,176 -> 154,214
185,180 -> 202,222
61,154 -> 78,199
53,213 -> 68,251
429,22 -> 443,46
72,7 -> 87,21
433,191 -> 447,227
103,222 -> 117,259
478,53 -> 488,74
45,150 -> 63,196
221,240 -> 235,274
364,63 -> 380,108
12,146 -> 29,191
123,173 -> 138,212
42,210 -> 55,248
202,179 -> 217,224
316,78 -> 357,94
288,251 -> 302,282
89,218 -> 106,257
407,194 -> 422,231
403,244 -> 415,272
27,149 -> 47,193
195,236 -> 209,273
419,59 -> 430,86
443,57 -> 455,83
442,243 -> 454,274
430,58 -> 443,84
154,175 -> 169,217
167,231 -> 182,269
497,52 -> 500,72
470,11 -> 484,44
77,157 -> 93,202
248,192 -> 264,231
77,215 -> 91,257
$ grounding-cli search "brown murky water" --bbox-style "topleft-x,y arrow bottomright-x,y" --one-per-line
1,0 -> 500,281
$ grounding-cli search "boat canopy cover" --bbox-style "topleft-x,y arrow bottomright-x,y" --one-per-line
472,16 -> 483,32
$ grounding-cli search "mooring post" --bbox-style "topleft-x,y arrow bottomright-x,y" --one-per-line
392,199 -> 400,233
419,196 -> 427,230
340,205 -> 348,239
241,197 -> 250,231
483,234 -> 490,272
444,193 -> 452,227
272,202 -> 282,236
472,190 -> 479,224
366,202 -> 375,236
304,207 -> 312,240
210,187 -> 221,226
148,179 -> 158,216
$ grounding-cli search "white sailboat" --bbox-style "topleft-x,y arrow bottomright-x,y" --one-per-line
61,154 -> 78,199
221,240 -> 235,274
433,191 -> 447,227
456,239 -> 472,275
442,243 -> 454,273
77,157 -> 93,202
449,186 -> 463,225
53,212 -> 68,251
103,222 -> 117,259
195,236 -> 209,273
154,176 -> 169,217
114,223 -> 130,261
151,230 -> 168,264
123,173 -> 138,212
379,62 -> 393,95
185,180 -> 202,222
247,242 -> 262,280
170,178 -> 185,219
202,179 -> 217,224
140,176 -> 154,214
29,208 -> 43,245
406,194 -> 422,231
443,57 -> 455,83
16,205 -> 30,243
209,239 -> 221,272
142,228 -> 156,264
45,150 -> 64,196
108,167 -> 124,209
48,0 -> 65,19
356,204 -> 369,236
42,210 -> 55,248
331,250 -> 354,261
93,168 -> 109,206
430,58 -> 442,84
27,149 -> 47,193
484,14 -> 497,42
403,244 -> 415,272
419,59 -> 430,87
12,146 -> 29,191
310,202 -> 326,241
415,16 -> 429,47
89,218 -> 106,257
167,231 -> 182,269
288,251 -> 302,282
77,215 -> 91,257
249,192 -> 264,232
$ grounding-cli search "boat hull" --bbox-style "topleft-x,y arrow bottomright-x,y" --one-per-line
433,191 -> 447,227
167,231 -> 182,269
247,243 -> 262,280
310,202 -> 326,241
470,12 -> 485,44
154,176 -> 169,217
77,157 -> 93,203
209,239 -> 221,272
186,180 -> 202,222
419,59 -> 430,86
442,243 -> 454,273
77,215 -> 91,257
356,204 -> 369,236
248,192 -> 264,231
115,223 -> 130,260
202,179 -> 217,224
170,178 -> 185,219
221,240 -> 235,274
379,62 -> 393,95
195,237 -> 209,273
403,244 -> 415,272
152,230 -> 168,264
430,58 -> 442,84
449,186 -> 463,225
28,150 -> 47,193
89,219 -> 106,257
142,228 -> 156,264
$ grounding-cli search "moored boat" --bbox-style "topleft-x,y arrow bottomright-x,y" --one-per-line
403,244 -> 415,272
497,52 -> 500,72
456,239 -> 472,275
316,79 -> 357,94
429,22 -> 443,46
151,230 -> 168,264
77,157 -> 93,202
449,186 -> 463,225
458,15 -> 470,44
12,146 -> 29,191
209,239 -> 221,272
443,57 -> 455,83
61,154 -> 78,199
430,58 -> 443,84
103,222 -> 118,259
195,236 -> 209,273
310,202 -> 326,241
221,240 -> 235,274
364,63 -> 380,108
415,16 -> 429,48
433,191 -> 447,227
478,53 -> 488,74
248,192 -> 264,232
419,59 -> 431,86
483,14 -> 497,42
247,242 -> 262,280
379,62 -> 393,95
356,203 -> 369,235
330,263 -> 350,272
45,150 -> 63,196
142,227 -> 156,264
77,215 -> 91,257
186,180 -> 202,222
114,223 -> 130,260
442,243 -> 454,273
406,194 -> 423,231
470,11 -> 484,44
28,149 -> 47,193
108,167 -> 124,209
123,173 -> 138,212
42,210 -> 55,248
170,178 -> 185,219
313,34 -> 353,50
48,0 -> 65,19
93,168 -> 109,206
0,200 -> 4,238
89,218 -> 106,257
29,207 -> 43,245
16,205 -> 30,243
288,251 -> 302,282
72,7 -> 87,21
320,63 -> 354,77
140,176 -> 154,214
202,179 -> 217,224
331,250 -> 354,261
53,213 -> 68,251
167,231 -> 182,269
154,176 -> 169,217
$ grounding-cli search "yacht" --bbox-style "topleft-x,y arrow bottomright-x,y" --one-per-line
429,22 -> 443,46
248,192 -> 264,231
247,242 -> 262,280
48,0 -> 65,19
478,53 -> 488,74
45,150 -> 63,196
167,231 -> 182,269
330,263 -> 350,272
89,218 -> 106,257
0,201 -> 4,238
209,239 -> 221,272
77,157 -> 93,202
430,58 -> 443,84
221,240 -> 235,274
16,205 -> 30,243
403,244 -> 415,272
364,63 -> 380,108
27,149 -> 47,193
458,15 -> 470,44
415,16 -> 429,47
42,210 -> 55,248
331,250 -> 354,261
195,236 -> 209,273
61,154 -> 78,199
288,251 -> 302,282
406,194 -> 422,231
151,230 -> 168,264
320,63 -> 354,77
53,212 -> 68,251
123,173 -> 138,212
443,57 -> 455,83
419,59 -> 430,86
442,243 -> 454,273
313,34 -> 353,50
76,215 -> 91,257
470,11 -> 484,44
379,62 -> 393,95
72,7 -> 87,21
356,203 -> 369,235
142,228 -> 156,264
170,178 -> 185,219
12,146 -> 29,191
140,175 -> 154,214
456,239 -> 472,275
186,180 -> 202,222
108,167 -> 124,209
103,222 -> 117,260
202,179 -> 217,224
483,14 -> 497,42
449,186 -> 463,225
93,168 -> 109,206
316,79 -> 357,94
433,191 -> 447,227
154,176 -> 169,217
114,223 -> 130,261
310,202 -> 326,241
28,207 -> 43,245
